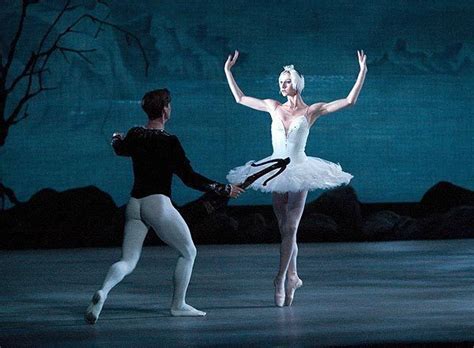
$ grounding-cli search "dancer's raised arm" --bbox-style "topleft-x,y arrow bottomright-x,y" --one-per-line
224,50 -> 278,113
307,50 -> 367,123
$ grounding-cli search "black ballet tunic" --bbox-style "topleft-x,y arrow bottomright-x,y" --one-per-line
112,127 -> 217,199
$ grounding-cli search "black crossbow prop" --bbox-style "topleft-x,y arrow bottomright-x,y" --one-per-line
199,157 -> 291,214
239,157 -> 291,189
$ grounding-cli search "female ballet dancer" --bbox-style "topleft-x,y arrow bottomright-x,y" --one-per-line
224,50 -> 367,307
85,88 -> 244,324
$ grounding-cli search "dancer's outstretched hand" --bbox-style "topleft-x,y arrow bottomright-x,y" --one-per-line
229,184 -> 245,198
224,50 -> 239,72
357,50 -> 367,72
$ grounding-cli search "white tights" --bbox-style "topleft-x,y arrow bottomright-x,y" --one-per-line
272,191 -> 307,295
88,194 -> 204,320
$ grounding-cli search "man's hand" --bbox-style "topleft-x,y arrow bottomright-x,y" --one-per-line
228,184 -> 245,198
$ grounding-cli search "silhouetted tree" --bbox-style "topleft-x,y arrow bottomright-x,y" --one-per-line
0,0 -> 149,207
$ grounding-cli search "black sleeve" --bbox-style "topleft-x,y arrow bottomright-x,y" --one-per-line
111,129 -> 135,157
172,137 -> 229,195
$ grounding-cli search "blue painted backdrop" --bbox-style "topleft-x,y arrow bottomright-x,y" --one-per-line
1,0 -> 473,206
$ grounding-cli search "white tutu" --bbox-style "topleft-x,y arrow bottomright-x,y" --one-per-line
227,111 -> 353,193
227,155 -> 353,193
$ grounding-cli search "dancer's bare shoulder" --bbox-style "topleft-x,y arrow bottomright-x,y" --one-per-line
264,99 -> 281,113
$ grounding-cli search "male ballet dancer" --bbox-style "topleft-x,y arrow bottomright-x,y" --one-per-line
85,88 -> 243,324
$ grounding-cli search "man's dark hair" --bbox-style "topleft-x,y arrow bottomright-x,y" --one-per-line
141,89 -> 171,120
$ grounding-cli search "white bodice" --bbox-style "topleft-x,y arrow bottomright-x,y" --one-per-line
227,112 -> 352,192
227,111 -> 352,192
270,114 -> 309,164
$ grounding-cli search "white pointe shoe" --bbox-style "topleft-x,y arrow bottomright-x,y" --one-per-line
84,290 -> 106,324
285,277 -> 303,306
274,277 -> 285,307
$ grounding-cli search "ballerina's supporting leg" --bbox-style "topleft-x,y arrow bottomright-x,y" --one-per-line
85,198 -> 148,324
272,192 -> 289,306
272,191 -> 307,307
284,191 -> 307,306
141,195 -> 206,317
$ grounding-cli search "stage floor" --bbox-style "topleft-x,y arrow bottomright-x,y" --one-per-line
1,240 -> 474,346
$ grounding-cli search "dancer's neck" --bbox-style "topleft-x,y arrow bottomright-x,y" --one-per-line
286,94 -> 305,110
146,119 -> 165,130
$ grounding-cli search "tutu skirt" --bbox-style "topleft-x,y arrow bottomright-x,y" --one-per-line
226,155 -> 353,193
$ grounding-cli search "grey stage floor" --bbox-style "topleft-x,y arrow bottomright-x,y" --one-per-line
1,240 -> 474,347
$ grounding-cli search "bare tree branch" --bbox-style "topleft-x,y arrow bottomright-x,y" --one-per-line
58,48 -> 70,64
6,54 -> 43,126
58,46 -> 98,65
11,104 -> 29,125
37,0 -> 71,54
75,14 -> 150,75
1,1 -> 150,147
4,2 -> 28,77
5,0 -> 70,94
7,2 -> 149,99
5,52 -> 36,94
94,11 -> 111,38
6,86 -> 48,126
64,4 -> 82,12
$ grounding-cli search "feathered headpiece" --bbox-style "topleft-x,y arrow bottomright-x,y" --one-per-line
280,65 -> 305,93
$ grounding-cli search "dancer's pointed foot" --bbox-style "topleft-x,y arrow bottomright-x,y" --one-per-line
285,276 -> 303,306
273,276 -> 285,307
170,303 -> 206,317
84,290 -> 106,324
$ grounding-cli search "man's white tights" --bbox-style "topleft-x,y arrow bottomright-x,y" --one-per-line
85,194 -> 205,324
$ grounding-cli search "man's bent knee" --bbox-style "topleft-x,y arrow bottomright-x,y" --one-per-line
117,259 -> 138,275
181,245 -> 197,260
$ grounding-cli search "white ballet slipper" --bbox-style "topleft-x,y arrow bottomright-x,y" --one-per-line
84,290 -> 106,324
170,304 -> 206,317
